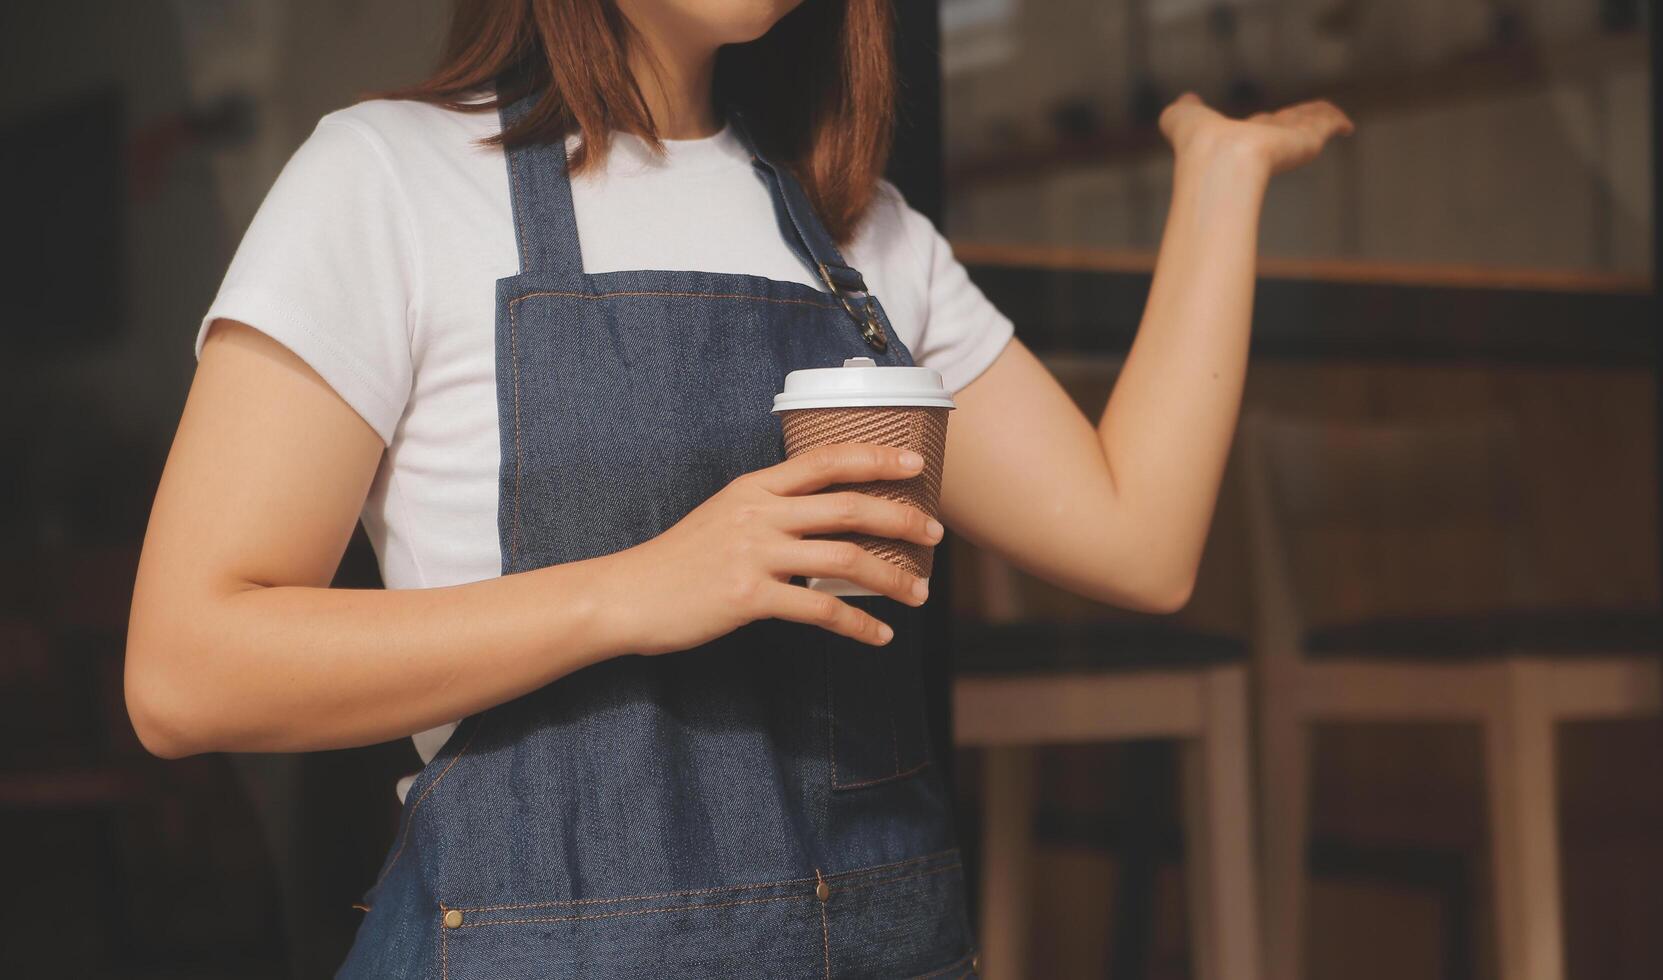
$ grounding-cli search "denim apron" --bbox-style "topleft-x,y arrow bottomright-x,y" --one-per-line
336,94 -> 981,979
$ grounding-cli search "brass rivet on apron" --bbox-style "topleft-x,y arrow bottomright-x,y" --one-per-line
443,909 -> 463,929
815,879 -> 830,902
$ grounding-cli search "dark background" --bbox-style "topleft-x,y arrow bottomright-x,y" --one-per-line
2,2 -> 1659,978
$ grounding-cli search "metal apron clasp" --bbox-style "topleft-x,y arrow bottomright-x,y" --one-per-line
818,261 -> 888,352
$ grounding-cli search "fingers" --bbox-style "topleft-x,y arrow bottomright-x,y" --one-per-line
1276,98 -> 1355,138
1326,103 -> 1356,138
764,581 -> 896,646
776,491 -> 943,547
749,443 -> 925,497
779,540 -> 929,608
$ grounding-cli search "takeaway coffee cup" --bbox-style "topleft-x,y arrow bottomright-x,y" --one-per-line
772,356 -> 956,597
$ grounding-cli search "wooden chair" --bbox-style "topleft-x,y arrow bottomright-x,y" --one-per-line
1240,410 -> 1663,980
952,549 -> 1263,980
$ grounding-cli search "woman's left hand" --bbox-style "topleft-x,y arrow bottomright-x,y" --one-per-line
1159,92 -> 1354,178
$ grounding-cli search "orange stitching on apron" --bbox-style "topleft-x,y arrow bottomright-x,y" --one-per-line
833,758 -> 932,791
451,890 -> 813,928
826,628 -> 932,790
513,289 -> 840,310
370,716 -> 486,892
438,853 -> 960,978
504,287 -> 840,563
817,867 -> 832,980
450,846 -> 961,914
907,950 -> 977,980
508,299 -> 525,563
458,872 -> 813,914
507,137 -> 530,275
829,860 -> 961,897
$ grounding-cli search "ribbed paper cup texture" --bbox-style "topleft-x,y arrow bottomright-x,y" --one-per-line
779,406 -> 950,579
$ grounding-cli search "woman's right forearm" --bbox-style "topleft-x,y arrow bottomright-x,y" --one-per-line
125,549 -> 639,759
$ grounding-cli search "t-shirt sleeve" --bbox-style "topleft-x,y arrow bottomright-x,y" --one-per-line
881,182 -> 1015,395
197,116 -> 417,445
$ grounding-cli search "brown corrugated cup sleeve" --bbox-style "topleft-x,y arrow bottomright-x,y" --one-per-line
778,406 -> 950,579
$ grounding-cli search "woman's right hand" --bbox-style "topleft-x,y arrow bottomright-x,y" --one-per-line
599,443 -> 944,655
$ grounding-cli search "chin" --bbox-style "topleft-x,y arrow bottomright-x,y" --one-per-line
663,0 -> 806,45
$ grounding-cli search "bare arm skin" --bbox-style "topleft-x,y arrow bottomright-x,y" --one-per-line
939,95 -> 1354,613
127,94 -> 1347,760
126,320 -> 940,759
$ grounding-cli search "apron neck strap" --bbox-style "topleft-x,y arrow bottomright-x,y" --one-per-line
727,110 -> 869,298
500,90 -> 584,275
497,92 -> 878,334
730,110 -> 889,351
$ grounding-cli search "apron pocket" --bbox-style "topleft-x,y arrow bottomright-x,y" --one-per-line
826,595 -> 933,791
821,849 -> 976,978
438,879 -> 826,980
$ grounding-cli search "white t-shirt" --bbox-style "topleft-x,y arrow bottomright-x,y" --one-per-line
198,97 -> 1015,802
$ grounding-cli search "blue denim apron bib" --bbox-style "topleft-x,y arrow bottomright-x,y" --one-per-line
336,95 -> 980,979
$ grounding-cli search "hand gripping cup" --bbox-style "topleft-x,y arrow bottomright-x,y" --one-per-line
772,356 -> 956,596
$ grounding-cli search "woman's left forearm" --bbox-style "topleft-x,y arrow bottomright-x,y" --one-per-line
1095,138 -> 1273,602
938,96 -> 1347,613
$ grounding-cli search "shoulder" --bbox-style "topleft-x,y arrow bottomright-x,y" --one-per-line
305,95 -> 504,176
857,178 -> 931,241
322,94 -> 501,141
846,178 -> 938,279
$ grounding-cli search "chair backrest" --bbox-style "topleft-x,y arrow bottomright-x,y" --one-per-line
1240,409 -> 1538,664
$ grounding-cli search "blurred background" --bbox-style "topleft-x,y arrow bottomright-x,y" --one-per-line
2,1 -> 1658,978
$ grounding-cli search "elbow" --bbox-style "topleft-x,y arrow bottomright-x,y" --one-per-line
124,635 -> 208,760
1133,570 -> 1197,616
1078,568 -> 1195,616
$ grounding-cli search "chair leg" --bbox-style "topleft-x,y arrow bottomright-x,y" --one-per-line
1109,742 -> 1167,980
1180,667 -> 1262,980
980,745 -> 1037,980
1484,662 -> 1565,980
1259,677 -> 1309,980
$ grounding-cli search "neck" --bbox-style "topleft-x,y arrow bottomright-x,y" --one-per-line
622,15 -> 721,139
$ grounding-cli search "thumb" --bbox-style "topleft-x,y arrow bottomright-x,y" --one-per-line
1159,92 -> 1206,136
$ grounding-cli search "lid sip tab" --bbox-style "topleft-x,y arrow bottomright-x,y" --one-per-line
772,357 -> 957,413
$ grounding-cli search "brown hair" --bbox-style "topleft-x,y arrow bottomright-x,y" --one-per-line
388,0 -> 895,244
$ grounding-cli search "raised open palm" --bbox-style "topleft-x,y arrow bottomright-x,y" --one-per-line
1159,92 -> 1355,176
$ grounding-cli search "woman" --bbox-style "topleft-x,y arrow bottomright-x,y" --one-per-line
126,0 -> 1351,976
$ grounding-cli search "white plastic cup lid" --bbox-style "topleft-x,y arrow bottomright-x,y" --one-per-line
772,357 -> 956,412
